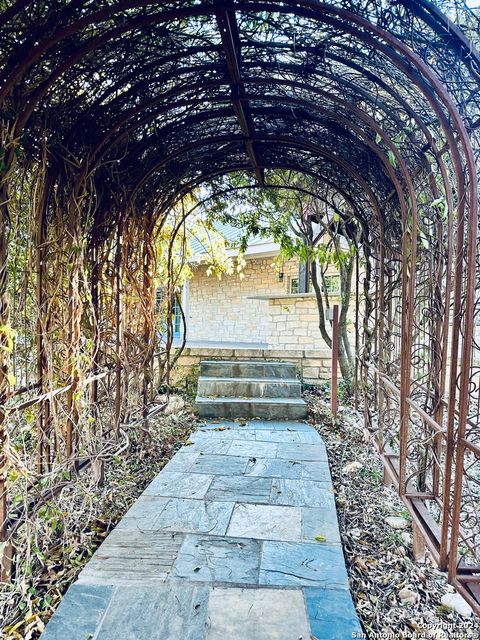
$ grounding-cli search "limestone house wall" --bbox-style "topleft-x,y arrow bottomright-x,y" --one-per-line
177,255 -> 358,385
186,257 -> 289,345
186,255 -> 354,355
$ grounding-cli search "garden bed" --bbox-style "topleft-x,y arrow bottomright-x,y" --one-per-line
0,400 -> 198,640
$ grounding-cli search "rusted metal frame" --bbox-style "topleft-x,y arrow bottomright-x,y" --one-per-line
136,148 -> 384,254
14,9 -> 226,131
114,220 -> 123,440
157,160 -> 376,244
130,134 -> 387,221
35,169 -> 53,474
4,0 -> 475,114
376,240 -> 387,451
142,221 -> 155,423
240,2 -> 470,204
7,14 -> 436,190
116,73 -> 420,222
448,182 -> 479,594
84,55 -> 432,173
78,46 -> 223,116
89,65 -> 430,174
0,180 -> 11,581
77,60 -> 446,198
354,250 -> 360,411
370,403 -> 445,564
428,170 -> 453,502
282,2 -> 472,515
0,3 -> 219,104
331,304 -> 339,417
306,3 -> 477,578
123,96 -> 417,196
215,8 -> 264,186
85,39 -> 411,142
403,0 -> 480,69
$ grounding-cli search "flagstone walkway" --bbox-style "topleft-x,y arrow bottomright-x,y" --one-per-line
41,419 -> 363,640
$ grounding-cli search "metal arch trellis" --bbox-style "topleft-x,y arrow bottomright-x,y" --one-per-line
0,0 -> 479,616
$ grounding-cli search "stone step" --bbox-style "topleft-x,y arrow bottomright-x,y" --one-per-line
197,376 -> 302,399
195,396 -> 308,420
200,360 -> 297,380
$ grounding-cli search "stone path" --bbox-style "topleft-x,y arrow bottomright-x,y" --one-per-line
41,419 -> 362,640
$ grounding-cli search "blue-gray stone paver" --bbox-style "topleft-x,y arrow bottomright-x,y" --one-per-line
190,453 -> 249,475
206,474 -> 272,503
40,583 -> 114,640
143,470 -> 213,498
227,502 -> 303,540
153,497 -> 234,535
259,540 -> 350,589
172,534 -> 261,584
96,584 -> 209,640
305,587 -> 364,639
271,478 -> 336,508
276,442 -> 328,461
41,418 -> 362,640
227,439 -> 278,458
244,457 -> 302,479
300,460 -> 332,482
188,436 -> 233,453
205,588 -> 310,640
113,495 -> 169,531
162,449 -> 199,472
302,506 -> 342,544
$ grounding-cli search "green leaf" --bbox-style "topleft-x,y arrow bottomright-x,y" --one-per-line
387,150 -> 397,168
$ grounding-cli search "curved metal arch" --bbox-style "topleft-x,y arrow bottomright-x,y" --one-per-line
5,0 -> 474,181
121,95 -> 419,217
75,68 -> 448,238
153,161 -> 377,238
129,133 -> 386,226
74,43 -> 441,170
166,179 -> 365,242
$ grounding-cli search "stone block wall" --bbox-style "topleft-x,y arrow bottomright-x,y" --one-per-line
171,347 -> 334,387
186,257 -> 284,345
186,256 -> 344,351
267,297 -> 324,348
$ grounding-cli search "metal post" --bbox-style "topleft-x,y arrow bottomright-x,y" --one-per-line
354,251 -> 359,411
331,304 -> 339,417
114,222 -> 123,439
0,188 -> 11,581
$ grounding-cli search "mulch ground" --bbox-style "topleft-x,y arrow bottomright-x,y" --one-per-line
0,401 -> 199,640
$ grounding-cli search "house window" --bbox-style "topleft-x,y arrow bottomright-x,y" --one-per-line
324,274 -> 340,295
172,295 -> 182,338
155,287 -> 182,337
290,277 -> 299,294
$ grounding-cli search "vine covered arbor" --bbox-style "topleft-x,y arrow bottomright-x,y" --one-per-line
0,0 -> 480,615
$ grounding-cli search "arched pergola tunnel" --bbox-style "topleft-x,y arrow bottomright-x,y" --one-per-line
0,0 -> 480,613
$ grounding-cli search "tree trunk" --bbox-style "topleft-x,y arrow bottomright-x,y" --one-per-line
310,259 -> 331,348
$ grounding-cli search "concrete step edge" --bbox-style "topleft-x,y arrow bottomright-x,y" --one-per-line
199,360 -> 297,366
197,376 -> 301,384
195,396 -> 307,405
